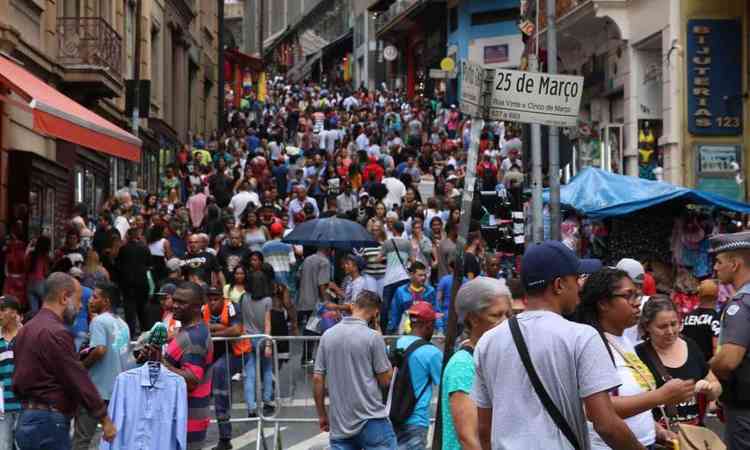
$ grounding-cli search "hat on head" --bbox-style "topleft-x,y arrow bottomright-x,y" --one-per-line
359,191 -> 369,198
697,279 -> 718,299
158,283 -> 177,297
407,301 -> 437,322
344,253 -> 367,272
521,240 -> 601,291
709,231 -> 750,254
166,258 -> 183,273
0,296 -> 20,312
269,222 -> 284,237
616,258 -> 645,285
206,286 -> 222,297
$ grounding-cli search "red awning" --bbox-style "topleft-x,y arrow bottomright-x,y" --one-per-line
0,55 -> 141,162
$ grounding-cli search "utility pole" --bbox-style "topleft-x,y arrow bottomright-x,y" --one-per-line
547,0 -> 561,240
432,115 -> 485,450
258,0 -> 264,57
218,0 -> 225,132
131,0 -> 142,137
530,52 -> 544,243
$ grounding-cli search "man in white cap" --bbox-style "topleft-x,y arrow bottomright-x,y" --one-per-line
616,258 -> 648,344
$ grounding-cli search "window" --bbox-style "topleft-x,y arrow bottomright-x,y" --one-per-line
151,29 -> 160,104
449,7 -> 458,32
470,8 -> 520,26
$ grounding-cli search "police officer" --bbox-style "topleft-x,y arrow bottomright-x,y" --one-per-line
710,231 -> 750,450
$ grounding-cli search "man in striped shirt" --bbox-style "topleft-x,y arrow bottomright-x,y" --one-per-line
164,282 -> 214,450
261,222 -> 296,286
0,295 -> 21,450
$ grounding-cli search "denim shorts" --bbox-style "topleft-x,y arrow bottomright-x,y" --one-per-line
330,418 -> 397,450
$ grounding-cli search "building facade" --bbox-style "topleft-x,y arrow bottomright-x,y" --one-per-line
544,0 -> 748,200
0,0 -> 217,243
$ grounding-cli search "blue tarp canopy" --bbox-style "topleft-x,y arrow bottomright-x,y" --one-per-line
545,168 -> 750,219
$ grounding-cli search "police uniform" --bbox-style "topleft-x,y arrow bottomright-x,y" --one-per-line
710,231 -> 750,450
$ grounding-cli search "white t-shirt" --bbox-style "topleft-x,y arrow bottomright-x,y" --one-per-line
589,333 -> 656,449
382,177 -> 406,210
356,133 -> 370,151
472,311 -> 621,450
230,191 -> 260,222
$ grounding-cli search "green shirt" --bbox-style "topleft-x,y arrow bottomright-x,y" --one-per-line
440,349 -> 475,450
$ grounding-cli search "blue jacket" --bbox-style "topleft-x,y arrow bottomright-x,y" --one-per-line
388,283 -> 436,333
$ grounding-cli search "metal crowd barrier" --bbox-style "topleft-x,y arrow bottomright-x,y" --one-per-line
208,334 -> 445,450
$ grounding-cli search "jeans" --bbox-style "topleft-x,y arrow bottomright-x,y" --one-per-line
330,418 -> 397,450
244,338 -> 273,412
726,406 -> 750,450
395,425 -> 428,450
72,407 -> 99,450
26,281 -> 45,314
0,411 -> 19,450
15,409 -> 71,450
212,352 -> 244,440
382,279 -> 408,333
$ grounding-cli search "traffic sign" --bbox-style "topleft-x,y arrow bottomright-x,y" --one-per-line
488,69 -> 584,127
383,45 -> 398,61
440,57 -> 455,72
459,60 -> 484,117
429,69 -> 456,79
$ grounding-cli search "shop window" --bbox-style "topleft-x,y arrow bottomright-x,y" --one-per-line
470,8 -> 520,26
449,7 -> 458,32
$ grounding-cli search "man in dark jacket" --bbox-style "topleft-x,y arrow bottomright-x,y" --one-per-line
115,227 -> 151,335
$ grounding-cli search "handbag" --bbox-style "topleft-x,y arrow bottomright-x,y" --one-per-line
508,316 -> 581,450
618,339 -> 725,450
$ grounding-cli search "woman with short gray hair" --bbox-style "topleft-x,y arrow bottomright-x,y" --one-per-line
440,276 -> 512,450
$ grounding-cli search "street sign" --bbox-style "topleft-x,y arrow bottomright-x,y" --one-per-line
429,69 -> 456,79
459,60 -> 484,117
488,69 -> 584,127
440,57 -> 455,72
383,45 -> 398,61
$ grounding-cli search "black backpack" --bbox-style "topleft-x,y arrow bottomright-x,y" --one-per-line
388,338 -> 432,427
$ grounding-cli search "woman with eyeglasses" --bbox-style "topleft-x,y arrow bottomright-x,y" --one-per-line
635,297 -> 721,426
576,268 -> 695,449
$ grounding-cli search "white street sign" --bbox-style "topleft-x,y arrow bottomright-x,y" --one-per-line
429,69 -> 457,79
383,45 -> 398,61
488,69 -> 584,127
459,60 -> 484,117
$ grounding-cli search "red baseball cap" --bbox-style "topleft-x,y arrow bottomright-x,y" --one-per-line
407,301 -> 437,322
270,222 -> 284,237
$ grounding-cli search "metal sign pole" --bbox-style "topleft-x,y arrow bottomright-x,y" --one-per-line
530,54 -> 544,243
547,0 -> 561,240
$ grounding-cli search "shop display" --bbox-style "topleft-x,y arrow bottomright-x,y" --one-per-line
102,362 -> 187,450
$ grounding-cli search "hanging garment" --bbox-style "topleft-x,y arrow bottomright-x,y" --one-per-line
101,362 -> 188,450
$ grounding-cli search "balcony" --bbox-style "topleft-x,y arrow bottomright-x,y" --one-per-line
374,0 -> 421,32
57,17 -> 124,100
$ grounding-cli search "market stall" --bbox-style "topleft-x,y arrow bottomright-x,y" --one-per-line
548,168 -> 750,305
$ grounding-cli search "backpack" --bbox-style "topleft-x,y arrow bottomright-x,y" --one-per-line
388,338 -> 432,427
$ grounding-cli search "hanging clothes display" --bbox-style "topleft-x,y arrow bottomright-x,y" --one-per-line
101,362 -> 188,450
606,209 -> 673,265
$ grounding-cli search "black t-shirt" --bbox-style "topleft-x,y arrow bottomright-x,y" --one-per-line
217,244 -> 251,280
182,251 -> 221,284
681,307 -> 720,360
464,252 -> 482,278
208,173 -> 234,208
635,337 -> 708,423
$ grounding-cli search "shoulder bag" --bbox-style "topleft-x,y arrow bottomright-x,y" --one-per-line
509,316 -> 581,450
640,341 -> 726,450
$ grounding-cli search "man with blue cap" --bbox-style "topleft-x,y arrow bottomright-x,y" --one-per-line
710,230 -> 750,450
472,241 -> 643,450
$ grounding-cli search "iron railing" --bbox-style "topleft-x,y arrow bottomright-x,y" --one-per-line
58,16 -> 122,75
374,0 -> 422,32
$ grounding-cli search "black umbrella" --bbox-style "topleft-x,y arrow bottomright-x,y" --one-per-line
282,217 -> 378,249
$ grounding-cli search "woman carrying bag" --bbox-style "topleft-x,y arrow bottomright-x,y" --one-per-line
635,297 -> 722,426
576,268 -> 695,449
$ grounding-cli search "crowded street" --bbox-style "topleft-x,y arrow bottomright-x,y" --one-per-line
1,0 -> 750,450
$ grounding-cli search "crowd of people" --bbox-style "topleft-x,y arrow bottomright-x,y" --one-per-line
0,76 -> 746,450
